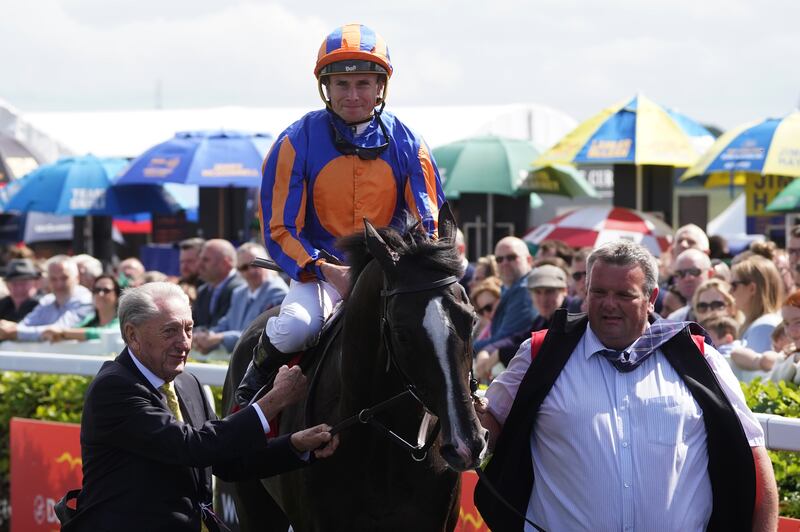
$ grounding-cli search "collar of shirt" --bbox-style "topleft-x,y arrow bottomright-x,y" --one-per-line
128,347 -> 166,390
247,282 -> 265,300
583,323 -> 643,361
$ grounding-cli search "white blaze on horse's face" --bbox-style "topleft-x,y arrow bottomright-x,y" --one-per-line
423,296 -> 474,466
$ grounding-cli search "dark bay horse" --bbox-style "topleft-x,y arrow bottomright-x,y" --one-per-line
222,207 -> 488,531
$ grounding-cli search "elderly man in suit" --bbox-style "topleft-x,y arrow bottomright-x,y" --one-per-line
193,243 -> 289,354
59,282 -> 337,531
194,239 -> 245,328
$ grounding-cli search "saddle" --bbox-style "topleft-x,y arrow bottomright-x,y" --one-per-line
241,302 -> 346,415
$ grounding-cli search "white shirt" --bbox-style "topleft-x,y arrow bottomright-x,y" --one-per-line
486,326 -> 764,532
128,348 -> 270,432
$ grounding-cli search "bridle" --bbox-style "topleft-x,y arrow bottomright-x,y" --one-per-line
331,272 -> 477,462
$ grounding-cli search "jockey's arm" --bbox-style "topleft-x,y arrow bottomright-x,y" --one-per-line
319,262 -> 351,298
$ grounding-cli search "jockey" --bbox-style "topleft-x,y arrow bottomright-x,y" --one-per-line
236,23 -> 445,405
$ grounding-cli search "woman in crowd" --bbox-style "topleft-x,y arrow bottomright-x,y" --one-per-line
691,278 -> 740,324
41,274 -> 120,342
727,255 -> 783,381
470,277 -> 502,341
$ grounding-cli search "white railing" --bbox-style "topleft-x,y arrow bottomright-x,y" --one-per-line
0,351 -> 228,386
3,351 -> 800,452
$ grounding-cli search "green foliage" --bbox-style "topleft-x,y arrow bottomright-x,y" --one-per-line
742,378 -> 800,518
0,372 -> 92,531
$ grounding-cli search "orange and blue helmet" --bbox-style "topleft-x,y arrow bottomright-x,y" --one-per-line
315,24 -> 393,80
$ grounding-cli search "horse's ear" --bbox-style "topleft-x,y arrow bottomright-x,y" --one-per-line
364,218 -> 399,271
437,202 -> 457,243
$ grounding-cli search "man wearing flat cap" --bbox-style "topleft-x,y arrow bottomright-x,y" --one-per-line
0,259 -> 42,322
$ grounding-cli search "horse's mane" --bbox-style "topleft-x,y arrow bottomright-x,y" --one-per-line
337,216 -> 462,285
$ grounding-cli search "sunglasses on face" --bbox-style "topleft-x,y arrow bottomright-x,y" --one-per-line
93,287 -> 113,295
675,268 -> 703,279
571,271 -> 586,281
730,280 -> 748,290
476,303 -> 495,316
696,300 -> 727,312
237,264 -> 251,272
495,253 -> 519,264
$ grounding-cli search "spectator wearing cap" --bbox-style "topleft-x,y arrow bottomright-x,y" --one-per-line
0,255 -> 93,341
526,264 -> 577,332
0,259 -> 42,322
476,265 -> 579,376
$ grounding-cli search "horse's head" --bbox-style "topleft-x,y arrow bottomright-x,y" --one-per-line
363,205 -> 488,471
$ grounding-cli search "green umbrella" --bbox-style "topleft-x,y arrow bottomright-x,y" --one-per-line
434,135 -> 541,198
520,164 -> 599,198
765,177 -> 800,213
433,134 -> 541,257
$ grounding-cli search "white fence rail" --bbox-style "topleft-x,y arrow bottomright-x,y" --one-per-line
3,351 -> 800,452
0,352 -> 228,386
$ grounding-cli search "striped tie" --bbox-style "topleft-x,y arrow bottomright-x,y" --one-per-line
159,381 -> 183,422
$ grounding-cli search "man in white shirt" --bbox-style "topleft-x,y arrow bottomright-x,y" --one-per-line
476,240 -> 777,531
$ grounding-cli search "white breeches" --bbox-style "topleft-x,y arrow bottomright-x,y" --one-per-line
265,279 -> 342,353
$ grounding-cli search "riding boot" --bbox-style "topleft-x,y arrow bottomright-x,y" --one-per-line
235,332 -> 296,407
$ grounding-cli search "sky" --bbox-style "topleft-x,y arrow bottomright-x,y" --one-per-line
2,0 -> 798,130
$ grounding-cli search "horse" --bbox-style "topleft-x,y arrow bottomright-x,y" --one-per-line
222,206 -> 488,531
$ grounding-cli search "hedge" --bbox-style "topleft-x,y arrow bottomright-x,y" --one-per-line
0,371 -> 223,532
2,371 -> 800,532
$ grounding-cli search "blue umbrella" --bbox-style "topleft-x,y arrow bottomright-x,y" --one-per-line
3,155 -> 180,216
116,130 -> 273,187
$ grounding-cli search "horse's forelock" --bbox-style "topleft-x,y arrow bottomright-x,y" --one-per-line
336,219 -> 461,285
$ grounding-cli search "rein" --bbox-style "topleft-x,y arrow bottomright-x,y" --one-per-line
330,274 -> 462,462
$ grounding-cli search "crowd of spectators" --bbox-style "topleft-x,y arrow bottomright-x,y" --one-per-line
0,237 -> 289,357
6,220 -> 800,388
462,222 -> 800,388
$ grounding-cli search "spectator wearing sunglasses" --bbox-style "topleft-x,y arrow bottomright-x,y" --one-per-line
473,237 -> 536,355
691,279 -> 739,324
193,244 -> 288,354
667,249 -> 713,321
240,24 -> 445,401
41,275 -> 120,342
566,247 -> 591,313
471,277 -> 502,341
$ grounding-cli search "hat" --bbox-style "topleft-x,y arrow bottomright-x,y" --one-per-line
527,265 -> 567,289
4,259 -> 41,281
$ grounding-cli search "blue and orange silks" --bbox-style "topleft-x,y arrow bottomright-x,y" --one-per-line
260,110 -> 444,282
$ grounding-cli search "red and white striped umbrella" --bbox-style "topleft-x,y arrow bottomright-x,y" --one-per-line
523,206 -> 673,256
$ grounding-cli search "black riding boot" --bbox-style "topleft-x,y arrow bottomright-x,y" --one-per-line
235,333 -> 296,407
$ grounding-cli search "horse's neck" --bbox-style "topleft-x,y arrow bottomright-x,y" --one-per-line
340,261 -> 401,409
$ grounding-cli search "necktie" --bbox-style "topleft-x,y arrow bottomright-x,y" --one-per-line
598,349 -> 634,373
159,383 -> 213,531
595,319 -> 709,373
159,381 -> 183,422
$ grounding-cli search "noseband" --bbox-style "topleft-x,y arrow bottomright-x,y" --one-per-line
332,273 -> 477,462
